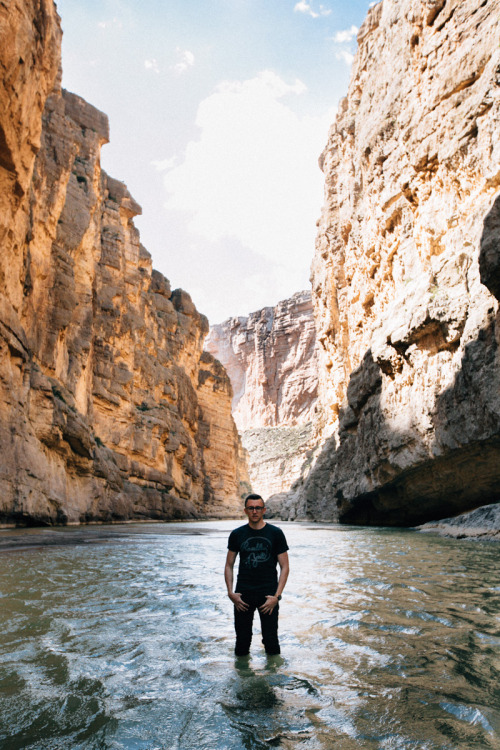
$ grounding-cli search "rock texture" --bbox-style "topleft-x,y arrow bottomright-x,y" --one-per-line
286,0 -> 500,525
205,291 -> 318,430
241,423 -> 315,499
0,1 -> 243,525
418,502 -> 500,541
205,291 -> 319,498
197,352 -> 251,510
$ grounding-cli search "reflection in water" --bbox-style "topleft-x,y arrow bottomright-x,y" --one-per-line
0,522 -> 498,749
223,655 -> 324,747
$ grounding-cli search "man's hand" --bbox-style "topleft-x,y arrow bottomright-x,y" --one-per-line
228,592 -> 249,611
259,595 -> 279,615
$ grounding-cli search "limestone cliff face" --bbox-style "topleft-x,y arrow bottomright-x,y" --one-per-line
206,291 -> 318,431
290,0 -> 500,525
0,1 -> 242,524
197,352 -> 251,510
205,291 -> 319,498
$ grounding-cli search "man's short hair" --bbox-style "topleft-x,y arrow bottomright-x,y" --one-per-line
245,493 -> 265,507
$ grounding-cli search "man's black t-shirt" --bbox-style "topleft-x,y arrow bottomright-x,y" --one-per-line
228,523 -> 289,595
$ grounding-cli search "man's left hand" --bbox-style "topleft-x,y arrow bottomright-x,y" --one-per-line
259,595 -> 279,615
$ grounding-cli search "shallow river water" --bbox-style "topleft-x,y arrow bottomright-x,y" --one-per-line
0,521 -> 499,750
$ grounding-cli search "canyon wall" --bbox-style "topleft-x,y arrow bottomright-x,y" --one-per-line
0,1 -> 243,524
284,0 -> 500,524
205,291 -> 319,498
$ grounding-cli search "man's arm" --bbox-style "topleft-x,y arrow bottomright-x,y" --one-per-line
275,551 -> 289,598
259,551 -> 289,615
224,549 -> 249,611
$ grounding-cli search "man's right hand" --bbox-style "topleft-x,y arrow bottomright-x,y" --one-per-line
228,592 -> 249,611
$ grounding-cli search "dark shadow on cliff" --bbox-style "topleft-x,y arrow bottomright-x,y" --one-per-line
343,321 -> 499,527
479,194 -> 500,300
277,198 -> 500,527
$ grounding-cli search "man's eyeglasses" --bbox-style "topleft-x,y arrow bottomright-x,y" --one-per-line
246,506 -> 264,512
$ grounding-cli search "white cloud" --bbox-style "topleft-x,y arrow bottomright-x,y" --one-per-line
335,49 -> 355,66
173,48 -> 195,75
294,1 -> 331,18
161,71 -> 334,288
152,156 -> 177,171
145,58 -> 160,74
97,17 -> 122,29
332,25 -> 359,43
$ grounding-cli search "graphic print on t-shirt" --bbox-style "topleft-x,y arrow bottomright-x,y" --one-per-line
241,536 -> 272,568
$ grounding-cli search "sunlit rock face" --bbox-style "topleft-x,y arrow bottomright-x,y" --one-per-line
197,351 -> 251,514
292,0 -> 500,525
0,1 -> 242,524
0,0 -> 61,322
205,291 -> 319,498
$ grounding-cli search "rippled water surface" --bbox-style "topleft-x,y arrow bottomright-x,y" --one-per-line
0,522 -> 499,749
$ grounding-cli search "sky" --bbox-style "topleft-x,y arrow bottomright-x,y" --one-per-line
55,0 -> 375,324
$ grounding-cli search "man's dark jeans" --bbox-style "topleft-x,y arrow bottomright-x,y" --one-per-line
234,592 -> 280,656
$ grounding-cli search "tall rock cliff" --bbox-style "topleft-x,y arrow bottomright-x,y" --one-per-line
0,1 -> 243,524
287,0 -> 500,525
205,291 -> 319,497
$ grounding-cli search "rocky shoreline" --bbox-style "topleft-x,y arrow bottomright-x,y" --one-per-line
417,502 -> 500,541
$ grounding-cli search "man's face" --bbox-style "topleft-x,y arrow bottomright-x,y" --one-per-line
245,500 -> 265,521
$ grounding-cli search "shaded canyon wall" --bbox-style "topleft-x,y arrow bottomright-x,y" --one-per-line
205,291 -> 319,498
285,0 -> 500,524
0,1 -> 244,525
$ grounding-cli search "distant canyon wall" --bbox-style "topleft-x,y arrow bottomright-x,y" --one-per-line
205,291 -> 319,498
206,291 -> 318,431
285,0 -> 500,524
0,0 -> 243,525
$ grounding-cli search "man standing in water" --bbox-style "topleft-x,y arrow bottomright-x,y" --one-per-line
224,494 -> 289,656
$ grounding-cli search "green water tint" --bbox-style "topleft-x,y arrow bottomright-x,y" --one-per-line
0,522 -> 498,749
